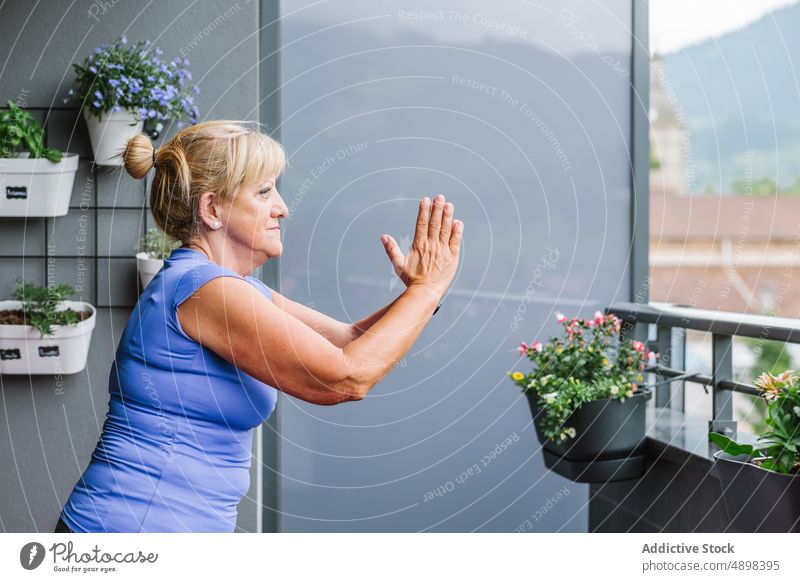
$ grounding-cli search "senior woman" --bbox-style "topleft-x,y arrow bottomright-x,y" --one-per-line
53,120 -> 463,533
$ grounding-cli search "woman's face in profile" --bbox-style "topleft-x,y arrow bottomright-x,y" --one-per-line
225,175 -> 288,261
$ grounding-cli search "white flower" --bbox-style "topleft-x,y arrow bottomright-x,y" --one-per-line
543,392 -> 558,404
793,405 -> 800,417
566,427 -> 577,438
610,385 -> 619,395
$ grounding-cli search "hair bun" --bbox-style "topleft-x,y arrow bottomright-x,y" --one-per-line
122,133 -> 155,179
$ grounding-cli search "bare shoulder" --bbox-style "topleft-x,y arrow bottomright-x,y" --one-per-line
175,275 -> 355,405
177,275 -> 269,343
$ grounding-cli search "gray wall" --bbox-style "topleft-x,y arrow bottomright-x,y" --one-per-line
0,0 -> 265,532
275,0 -> 634,531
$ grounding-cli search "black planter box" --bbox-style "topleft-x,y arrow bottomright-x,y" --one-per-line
526,387 -> 652,483
711,450 -> 800,532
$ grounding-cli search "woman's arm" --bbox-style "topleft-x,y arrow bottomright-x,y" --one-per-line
270,289 -> 406,348
270,290 -> 357,348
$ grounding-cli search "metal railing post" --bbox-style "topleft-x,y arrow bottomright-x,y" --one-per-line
654,325 -> 670,407
710,334 -> 737,438
655,325 -> 685,409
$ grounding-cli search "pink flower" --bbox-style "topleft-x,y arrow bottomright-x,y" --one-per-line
586,320 -> 594,327
555,311 -> 566,323
532,341 -> 543,353
632,340 -> 645,352
517,342 -> 528,355
594,310 -> 604,324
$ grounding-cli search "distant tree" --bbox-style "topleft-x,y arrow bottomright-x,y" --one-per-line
730,177 -> 778,195
738,338 -> 793,434
780,177 -> 800,194
649,151 -> 661,170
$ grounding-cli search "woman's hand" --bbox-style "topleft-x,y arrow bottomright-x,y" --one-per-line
380,194 -> 463,298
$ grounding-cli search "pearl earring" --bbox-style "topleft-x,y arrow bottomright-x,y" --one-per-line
212,221 -> 222,229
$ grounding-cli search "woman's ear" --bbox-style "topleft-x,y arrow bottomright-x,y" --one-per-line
197,191 -> 224,230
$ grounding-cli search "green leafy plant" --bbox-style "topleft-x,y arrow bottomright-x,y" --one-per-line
12,278 -> 80,337
0,101 -> 62,162
136,227 -> 181,260
709,370 -> 800,475
64,36 -> 199,130
508,311 -> 654,444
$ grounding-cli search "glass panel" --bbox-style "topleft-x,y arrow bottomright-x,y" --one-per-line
649,0 -> 800,317
277,0 -> 632,531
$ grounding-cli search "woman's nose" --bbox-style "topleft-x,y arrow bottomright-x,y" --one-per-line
273,192 -> 289,218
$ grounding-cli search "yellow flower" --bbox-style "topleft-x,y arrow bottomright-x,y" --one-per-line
602,358 -> 609,366
511,371 -> 524,381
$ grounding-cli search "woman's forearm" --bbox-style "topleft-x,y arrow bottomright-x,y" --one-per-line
348,290 -> 406,342
341,284 -> 440,398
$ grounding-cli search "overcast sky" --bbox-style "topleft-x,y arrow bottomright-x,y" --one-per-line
650,0 -> 798,54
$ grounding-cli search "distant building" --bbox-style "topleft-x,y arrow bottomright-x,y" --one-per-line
650,193 -> 800,317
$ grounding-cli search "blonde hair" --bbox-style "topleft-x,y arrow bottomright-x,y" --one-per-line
121,120 -> 286,243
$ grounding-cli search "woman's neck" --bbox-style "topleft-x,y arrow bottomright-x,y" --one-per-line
181,240 -> 265,276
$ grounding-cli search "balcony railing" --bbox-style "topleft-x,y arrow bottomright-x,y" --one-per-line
605,301 -> 800,440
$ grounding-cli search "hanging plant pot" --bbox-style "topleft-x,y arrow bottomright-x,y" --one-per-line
711,450 -> 800,532
83,108 -> 143,166
0,300 -> 96,375
136,252 -> 163,289
0,153 -> 79,217
526,387 -> 652,482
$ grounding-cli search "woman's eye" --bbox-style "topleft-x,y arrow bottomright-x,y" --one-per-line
259,188 -> 272,196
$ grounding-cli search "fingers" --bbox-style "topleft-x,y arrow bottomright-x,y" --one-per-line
440,201 -> 454,244
449,219 -> 463,254
414,197 -> 431,244
382,234 -> 404,268
428,194 -> 444,240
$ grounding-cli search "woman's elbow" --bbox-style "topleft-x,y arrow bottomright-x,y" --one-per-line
305,372 -> 368,405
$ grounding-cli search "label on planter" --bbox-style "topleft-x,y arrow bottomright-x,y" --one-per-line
38,345 -> 60,358
0,348 -> 21,360
6,186 -> 27,199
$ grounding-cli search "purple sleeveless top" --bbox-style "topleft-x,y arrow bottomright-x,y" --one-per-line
60,247 -> 278,532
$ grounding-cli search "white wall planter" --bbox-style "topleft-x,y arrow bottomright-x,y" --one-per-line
84,108 -> 143,166
136,252 -> 164,289
0,300 -> 96,375
0,153 -> 79,217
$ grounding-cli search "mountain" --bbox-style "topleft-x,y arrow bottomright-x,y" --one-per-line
660,1 -> 800,192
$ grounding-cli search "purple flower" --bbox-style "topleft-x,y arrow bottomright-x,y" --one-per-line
88,65 -> 97,74
121,36 -> 127,44
93,100 -> 101,108
94,90 -> 103,100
